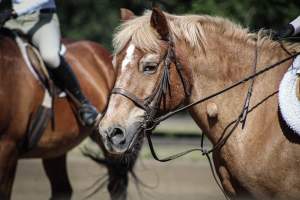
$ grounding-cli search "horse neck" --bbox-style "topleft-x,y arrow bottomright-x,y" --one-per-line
181,31 -> 293,146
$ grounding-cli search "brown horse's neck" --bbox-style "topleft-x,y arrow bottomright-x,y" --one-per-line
181,31 -> 293,146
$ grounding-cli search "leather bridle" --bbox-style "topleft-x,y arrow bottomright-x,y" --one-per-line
111,34 -> 190,130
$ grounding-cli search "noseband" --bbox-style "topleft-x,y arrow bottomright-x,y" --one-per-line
111,35 -> 190,129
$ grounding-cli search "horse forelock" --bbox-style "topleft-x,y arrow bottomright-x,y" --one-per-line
113,10 -> 300,56
113,10 -> 160,55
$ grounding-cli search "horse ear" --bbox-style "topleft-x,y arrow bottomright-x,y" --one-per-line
120,8 -> 135,21
150,7 -> 169,41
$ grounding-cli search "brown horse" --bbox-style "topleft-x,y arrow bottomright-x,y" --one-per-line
0,30 -> 138,200
98,8 -> 300,200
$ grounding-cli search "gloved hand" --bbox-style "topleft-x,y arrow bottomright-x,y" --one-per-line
0,9 -> 15,26
273,24 -> 295,40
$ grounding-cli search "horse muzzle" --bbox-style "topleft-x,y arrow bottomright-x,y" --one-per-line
99,123 -> 140,155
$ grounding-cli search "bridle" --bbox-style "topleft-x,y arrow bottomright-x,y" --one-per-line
111,33 -> 300,199
112,34 -> 191,130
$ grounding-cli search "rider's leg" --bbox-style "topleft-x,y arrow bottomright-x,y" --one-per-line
30,13 -> 98,126
48,56 -> 99,126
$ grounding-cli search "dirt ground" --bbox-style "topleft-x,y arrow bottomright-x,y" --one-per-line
12,150 -> 223,200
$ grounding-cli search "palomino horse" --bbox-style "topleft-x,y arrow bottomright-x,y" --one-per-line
98,8 -> 300,200
0,31 -> 138,199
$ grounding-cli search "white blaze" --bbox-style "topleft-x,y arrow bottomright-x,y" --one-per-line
121,44 -> 135,72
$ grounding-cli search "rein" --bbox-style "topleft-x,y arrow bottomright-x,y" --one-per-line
152,51 -> 300,125
145,42 -> 298,200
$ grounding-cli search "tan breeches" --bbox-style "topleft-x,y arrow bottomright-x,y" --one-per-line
4,12 -> 61,68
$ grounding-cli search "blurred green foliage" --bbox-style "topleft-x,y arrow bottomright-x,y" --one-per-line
3,0 -> 300,50
57,0 -> 300,50
187,0 -> 300,30
57,0 -> 151,50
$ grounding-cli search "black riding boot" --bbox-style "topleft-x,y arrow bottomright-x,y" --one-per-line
49,56 -> 98,127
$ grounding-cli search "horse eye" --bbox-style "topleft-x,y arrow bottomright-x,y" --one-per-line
143,63 -> 158,75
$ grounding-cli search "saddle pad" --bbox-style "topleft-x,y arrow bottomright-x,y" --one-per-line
278,55 -> 300,136
14,33 -> 66,98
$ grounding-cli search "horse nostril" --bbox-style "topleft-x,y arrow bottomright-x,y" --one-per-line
108,127 -> 126,145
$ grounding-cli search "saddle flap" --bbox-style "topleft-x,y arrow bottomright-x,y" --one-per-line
26,44 -> 50,87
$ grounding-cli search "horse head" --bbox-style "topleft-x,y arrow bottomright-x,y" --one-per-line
98,8 -> 190,157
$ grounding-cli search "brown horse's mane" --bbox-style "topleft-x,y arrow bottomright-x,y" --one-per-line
113,10 -> 300,55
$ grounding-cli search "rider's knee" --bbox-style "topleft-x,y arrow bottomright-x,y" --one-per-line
40,50 -> 60,68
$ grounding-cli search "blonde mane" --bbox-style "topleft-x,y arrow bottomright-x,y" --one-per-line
113,10 -> 300,55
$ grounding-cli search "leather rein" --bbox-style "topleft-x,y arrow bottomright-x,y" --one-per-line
111,34 -> 300,199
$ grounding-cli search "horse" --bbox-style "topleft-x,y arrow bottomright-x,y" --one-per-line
0,30 -> 139,199
97,8 -> 300,200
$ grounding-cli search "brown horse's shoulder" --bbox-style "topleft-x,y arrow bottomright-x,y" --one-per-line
66,40 -> 111,62
0,34 -> 43,141
66,40 -> 115,89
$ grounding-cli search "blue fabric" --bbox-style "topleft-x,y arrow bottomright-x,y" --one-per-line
12,0 -> 56,16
